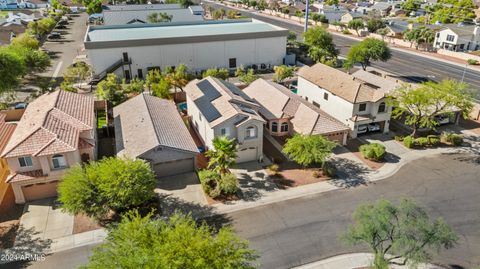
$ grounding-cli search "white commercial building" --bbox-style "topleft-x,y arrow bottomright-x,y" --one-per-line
102,4 -> 204,25
84,19 -> 288,81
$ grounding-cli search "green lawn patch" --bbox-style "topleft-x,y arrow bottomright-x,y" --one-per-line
97,110 -> 107,128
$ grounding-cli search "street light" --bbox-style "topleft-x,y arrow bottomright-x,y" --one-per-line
304,0 -> 310,32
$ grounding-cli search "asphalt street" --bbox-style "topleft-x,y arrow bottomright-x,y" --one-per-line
12,153 -> 480,269
204,2 -> 480,97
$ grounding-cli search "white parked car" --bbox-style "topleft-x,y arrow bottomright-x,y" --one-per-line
357,125 -> 368,134
367,123 -> 381,132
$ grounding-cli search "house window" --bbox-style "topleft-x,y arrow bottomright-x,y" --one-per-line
446,34 -> 455,42
246,126 -> 257,139
378,102 -> 386,113
305,96 -> 309,101
52,154 -> 67,169
229,58 -> 237,68
324,92 -> 329,100
271,122 -> 278,132
280,122 -> 289,132
124,70 -> 131,80
359,103 -> 367,112
18,156 -> 33,167
122,52 -> 129,62
137,69 -> 143,79
220,127 -> 230,137
312,101 -> 320,108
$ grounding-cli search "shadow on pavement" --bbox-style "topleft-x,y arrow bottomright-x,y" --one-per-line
331,158 -> 370,188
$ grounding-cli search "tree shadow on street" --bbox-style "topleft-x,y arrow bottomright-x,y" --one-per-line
235,172 -> 279,203
330,158 -> 371,188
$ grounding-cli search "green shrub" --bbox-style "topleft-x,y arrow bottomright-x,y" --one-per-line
443,133 -> 463,146
218,173 -> 238,195
312,170 -> 322,178
198,169 -> 219,196
403,136 -> 415,148
359,143 -> 386,161
415,137 -> 429,147
394,135 -> 404,142
322,162 -> 336,177
342,29 -> 351,35
467,59 -> 479,65
427,135 -> 440,146
268,164 -> 280,175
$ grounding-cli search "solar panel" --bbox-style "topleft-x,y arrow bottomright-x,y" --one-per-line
223,80 -> 255,103
234,116 -> 248,126
197,80 -> 221,101
194,96 -> 221,123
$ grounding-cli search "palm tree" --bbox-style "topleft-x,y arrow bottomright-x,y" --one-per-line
205,137 -> 237,175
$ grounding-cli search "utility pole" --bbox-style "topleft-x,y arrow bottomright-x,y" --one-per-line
304,0 -> 310,32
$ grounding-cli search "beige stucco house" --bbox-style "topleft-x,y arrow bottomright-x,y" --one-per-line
0,91 -> 96,204
243,79 -> 350,145
184,77 -> 265,163
113,93 -> 198,178
297,64 -> 397,138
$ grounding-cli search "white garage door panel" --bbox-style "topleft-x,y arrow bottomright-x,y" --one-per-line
153,158 -> 194,178
22,181 -> 58,202
236,147 -> 257,163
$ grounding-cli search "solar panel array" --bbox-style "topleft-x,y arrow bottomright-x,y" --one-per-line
194,80 -> 222,123
223,80 -> 255,103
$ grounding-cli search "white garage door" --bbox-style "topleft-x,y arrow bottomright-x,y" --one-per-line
236,147 -> 257,163
153,158 -> 194,178
22,181 -> 58,202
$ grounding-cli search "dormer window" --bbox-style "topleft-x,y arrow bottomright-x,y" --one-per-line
246,126 -> 257,139
359,103 -> 367,112
378,102 -> 386,113
281,122 -> 289,132
18,156 -> 33,167
52,154 -> 67,169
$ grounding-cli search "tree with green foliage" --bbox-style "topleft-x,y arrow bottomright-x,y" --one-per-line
303,27 -> 339,64
61,62 -> 92,92
347,18 -> 364,36
282,134 -> 336,168
324,0 -> 338,6
377,27 -> 390,41
257,0 -> 267,11
344,38 -> 391,71
272,65 -> 294,84
122,78 -> 145,94
287,31 -> 297,48
403,26 -> 435,50
366,18 -> 385,33
10,33 -> 39,50
206,136 -> 237,175
0,48 -> 26,94
342,199 -> 458,269
227,9 -> 237,19
401,0 -> 421,12
281,7 -> 290,18
430,0 -> 476,24
164,64 -> 191,96
235,67 -> 258,85
145,69 -> 172,99
249,0 -> 257,9
147,12 -> 173,23
58,158 -> 157,219
212,9 -> 224,19
7,45 -> 50,73
388,79 -> 473,137
202,68 -> 230,80
96,73 -> 127,106
83,211 -> 257,269
82,0 -> 102,14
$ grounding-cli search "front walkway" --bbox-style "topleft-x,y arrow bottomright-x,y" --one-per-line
293,253 -> 445,269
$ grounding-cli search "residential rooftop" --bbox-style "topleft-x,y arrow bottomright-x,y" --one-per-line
244,79 -> 349,136
113,93 -> 198,158
85,19 -> 288,44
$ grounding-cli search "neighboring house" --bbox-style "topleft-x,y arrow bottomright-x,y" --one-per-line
102,4 -> 204,25
353,2 -> 372,15
296,64 -> 396,138
340,11 -> 364,24
184,77 -> 265,163
0,113 -> 16,213
113,93 -> 198,178
0,91 -> 96,204
84,19 -> 288,81
370,1 -> 395,16
243,79 -> 350,145
383,19 -> 411,38
318,5 -> 348,23
433,24 -> 480,51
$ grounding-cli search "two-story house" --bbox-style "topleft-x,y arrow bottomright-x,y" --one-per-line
0,91 -> 96,204
433,24 -> 480,51
243,79 -> 350,145
184,77 -> 265,163
296,64 -> 397,138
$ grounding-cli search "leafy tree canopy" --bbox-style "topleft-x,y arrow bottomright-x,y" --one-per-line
282,134 -> 336,167
206,136 -> 238,175
303,27 -> 338,64
96,73 -> 127,106
272,65 -> 294,83
203,68 -> 230,80
344,38 -> 391,70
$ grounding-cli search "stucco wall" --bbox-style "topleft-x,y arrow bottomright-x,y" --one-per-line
87,36 -> 286,78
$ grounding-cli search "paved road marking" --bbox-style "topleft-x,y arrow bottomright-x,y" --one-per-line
52,61 -> 63,78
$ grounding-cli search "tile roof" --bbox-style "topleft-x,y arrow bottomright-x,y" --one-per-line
0,114 -> 16,154
6,169 -> 44,183
244,79 -> 349,136
297,64 -> 389,104
113,93 -> 198,158
352,69 -> 400,93
184,77 -> 264,127
1,91 -> 95,158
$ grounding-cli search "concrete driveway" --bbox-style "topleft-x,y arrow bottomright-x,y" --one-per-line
18,198 -> 73,241
155,173 -> 207,205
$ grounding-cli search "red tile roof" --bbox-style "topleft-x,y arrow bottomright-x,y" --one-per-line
6,169 -> 44,183
0,113 -> 16,154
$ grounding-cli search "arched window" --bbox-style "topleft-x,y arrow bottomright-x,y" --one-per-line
52,154 -> 66,169
281,122 -> 289,132
378,102 -> 386,113
246,126 -> 257,139
271,122 -> 278,132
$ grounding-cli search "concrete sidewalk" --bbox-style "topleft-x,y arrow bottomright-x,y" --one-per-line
293,253 -> 444,269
